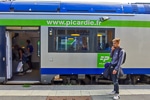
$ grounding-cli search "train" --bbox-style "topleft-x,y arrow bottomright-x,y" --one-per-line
0,0 -> 150,84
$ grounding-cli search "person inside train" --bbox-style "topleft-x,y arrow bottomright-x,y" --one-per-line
81,37 -> 88,50
105,43 -> 111,51
97,43 -> 102,50
82,43 -> 87,50
13,45 -> 29,62
12,45 -> 27,75
26,40 -> 34,73
12,45 -> 19,61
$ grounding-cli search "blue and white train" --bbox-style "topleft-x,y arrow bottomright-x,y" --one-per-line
0,0 -> 150,84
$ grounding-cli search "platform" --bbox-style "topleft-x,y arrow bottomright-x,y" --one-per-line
0,85 -> 149,100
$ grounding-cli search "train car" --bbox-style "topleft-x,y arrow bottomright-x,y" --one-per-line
0,1 -> 150,84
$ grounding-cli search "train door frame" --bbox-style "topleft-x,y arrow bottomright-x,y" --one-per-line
5,27 -> 41,84
0,26 -> 6,83
6,31 -> 12,80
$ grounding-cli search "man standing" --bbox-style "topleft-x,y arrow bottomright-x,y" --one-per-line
26,40 -> 33,73
109,38 -> 125,100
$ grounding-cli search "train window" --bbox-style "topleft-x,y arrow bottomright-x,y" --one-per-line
48,28 -> 114,53
53,29 -> 90,52
55,36 -> 89,52
96,30 -> 114,52
57,30 -> 65,35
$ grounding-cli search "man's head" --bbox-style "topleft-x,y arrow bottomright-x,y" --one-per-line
112,38 -> 120,48
26,40 -> 30,44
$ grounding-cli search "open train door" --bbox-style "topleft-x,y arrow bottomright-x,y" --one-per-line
6,31 -> 12,80
0,27 -> 6,83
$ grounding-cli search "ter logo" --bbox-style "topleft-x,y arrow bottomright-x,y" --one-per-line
100,56 -> 110,62
97,53 -> 111,68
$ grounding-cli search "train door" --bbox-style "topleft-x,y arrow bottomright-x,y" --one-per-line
0,27 -> 6,83
6,31 -> 12,79
5,27 -> 40,84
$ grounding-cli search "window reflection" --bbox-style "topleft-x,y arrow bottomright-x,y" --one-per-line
97,30 -> 112,51
55,29 -> 89,52
48,28 -> 114,53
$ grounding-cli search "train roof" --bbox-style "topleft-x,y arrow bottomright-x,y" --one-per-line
0,1 -> 150,14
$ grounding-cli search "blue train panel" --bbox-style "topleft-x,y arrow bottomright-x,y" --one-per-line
123,4 -> 133,13
0,2 -> 11,12
143,4 -> 150,14
60,3 -> 123,13
124,4 -> 150,14
137,4 -> 145,14
11,1 -> 60,12
41,68 -> 150,75
0,1 -> 150,14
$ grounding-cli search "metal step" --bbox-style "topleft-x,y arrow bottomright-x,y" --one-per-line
6,81 -> 40,85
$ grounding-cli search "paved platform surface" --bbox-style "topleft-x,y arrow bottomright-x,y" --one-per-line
0,95 -> 149,100
0,85 -> 150,90
0,85 -> 149,100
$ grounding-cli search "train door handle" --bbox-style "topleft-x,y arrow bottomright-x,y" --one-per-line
3,57 -> 5,61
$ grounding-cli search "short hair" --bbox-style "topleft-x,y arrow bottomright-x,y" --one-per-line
26,40 -> 30,44
112,38 -> 120,43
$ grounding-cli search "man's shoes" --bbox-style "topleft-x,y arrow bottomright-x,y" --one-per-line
108,91 -> 116,95
17,72 -> 25,76
113,94 -> 120,100
26,69 -> 32,73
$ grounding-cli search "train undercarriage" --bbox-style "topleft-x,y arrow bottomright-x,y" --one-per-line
51,74 -> 150,85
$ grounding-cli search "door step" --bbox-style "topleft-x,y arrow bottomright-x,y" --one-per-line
6,81 -> 40,85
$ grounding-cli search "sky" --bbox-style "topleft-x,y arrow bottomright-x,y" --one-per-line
4,0 -> 150,3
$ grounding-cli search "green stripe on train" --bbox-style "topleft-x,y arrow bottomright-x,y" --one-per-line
0,19 -> 150,27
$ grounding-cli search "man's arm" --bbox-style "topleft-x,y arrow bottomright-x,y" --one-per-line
110,46 -> 115,58
27,46 -> 30,53
19,50 -> 23,60
114,49 -> 125,71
